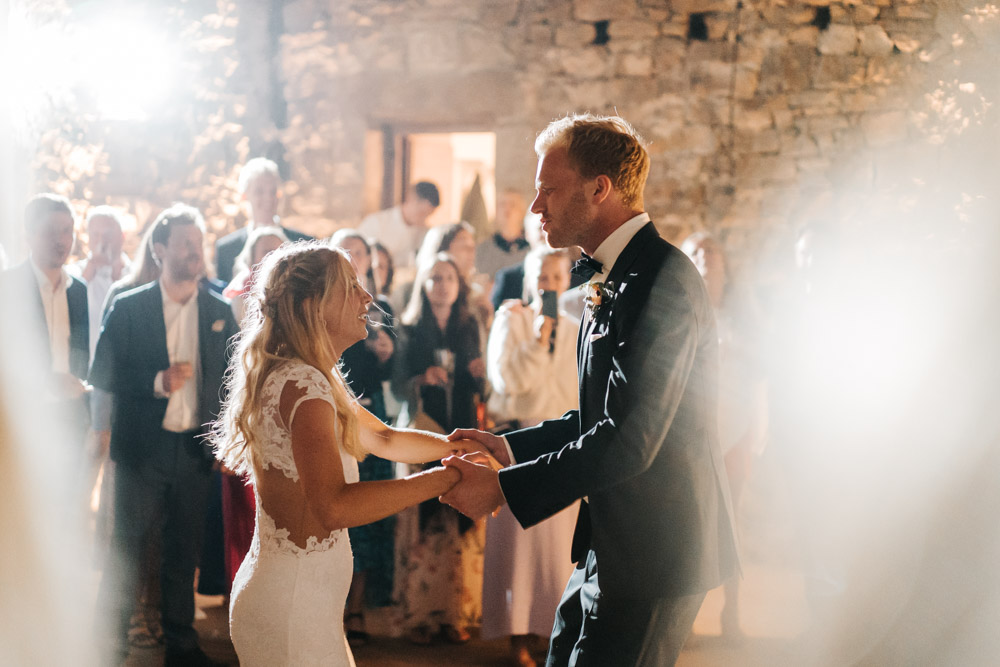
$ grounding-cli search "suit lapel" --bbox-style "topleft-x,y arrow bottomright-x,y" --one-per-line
576,222 -> 661,420
143,282 -> 171,370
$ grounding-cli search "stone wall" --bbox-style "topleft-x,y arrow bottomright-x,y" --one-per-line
17,0 -> 1000,276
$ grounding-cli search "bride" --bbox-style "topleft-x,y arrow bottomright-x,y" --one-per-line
213,242 -> 470,665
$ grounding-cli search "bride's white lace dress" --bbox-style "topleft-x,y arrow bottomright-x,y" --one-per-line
230,359 -> 359,666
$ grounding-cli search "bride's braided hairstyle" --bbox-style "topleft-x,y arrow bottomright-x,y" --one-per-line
212,241 -> 365,475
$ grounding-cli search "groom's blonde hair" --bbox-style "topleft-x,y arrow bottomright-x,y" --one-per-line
535,113 -> 649,209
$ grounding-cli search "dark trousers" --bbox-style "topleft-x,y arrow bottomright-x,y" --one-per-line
98,430 -> 213,654
547,550 -> 706,667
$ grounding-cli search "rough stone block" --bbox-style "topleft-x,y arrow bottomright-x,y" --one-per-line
618,51 -> 654,77
609,19 -> 660,40
813,55 -> 867,90
817,24 -> 858,55
734,108 -> 774,132
556,23 -> 598,47
574,0 -> 637,22
788,26 -> 820,47
562,46 -> 611,78
853,5 -> 881,23
859,25 -> 894,55
888,31 -> 922,53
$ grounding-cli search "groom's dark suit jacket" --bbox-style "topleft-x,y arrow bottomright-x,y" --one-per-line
88,281 -> 239,466
499,222 -> 739,600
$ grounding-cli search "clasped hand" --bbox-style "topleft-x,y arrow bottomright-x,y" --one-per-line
436,429 -> 510,520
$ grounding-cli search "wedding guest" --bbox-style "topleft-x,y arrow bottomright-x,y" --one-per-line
215,157 -> 312,284
223,226 -> 289,324
482,246 -> 580,667
94,219 -> 166,648
91,204 -> 239,666
682,231 -> 768,637
69,206 -> 130,355
414,221 -> 492,332
359,180 -> 439,272
393,252 -> 486,645
330,229 -> 398,643
211,242 -> 471,666
475,189 -> 530,281
0,194 -> 90,452
68,206 -> 131,542
370,240 -> 395,299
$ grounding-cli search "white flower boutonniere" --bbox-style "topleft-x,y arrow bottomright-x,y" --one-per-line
585,281 -> 616,317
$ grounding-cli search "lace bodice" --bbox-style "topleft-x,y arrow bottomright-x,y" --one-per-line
252,359 -> 360,485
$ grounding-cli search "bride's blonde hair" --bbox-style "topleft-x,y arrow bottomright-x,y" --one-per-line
213,241 -> 365,475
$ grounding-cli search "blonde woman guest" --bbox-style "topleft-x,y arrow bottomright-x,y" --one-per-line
213,242 -> 478,666
482,246 -> 581,666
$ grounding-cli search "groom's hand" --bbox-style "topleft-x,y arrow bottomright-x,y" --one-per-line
447,428 -> 511,467
439,454 -> 505,520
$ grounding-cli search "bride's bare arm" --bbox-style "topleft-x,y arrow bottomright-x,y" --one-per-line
291,399 -> 460,531
355,404 -> 484,464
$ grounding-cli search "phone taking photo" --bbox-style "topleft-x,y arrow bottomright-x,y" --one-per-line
540,290 -> 559,319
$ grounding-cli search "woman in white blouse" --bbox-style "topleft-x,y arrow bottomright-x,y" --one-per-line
481,246 -> 580,667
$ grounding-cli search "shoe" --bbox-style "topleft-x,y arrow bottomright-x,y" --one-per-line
440,624 -> 471,644
164,645 -> 224,667
345,612 -> 369,647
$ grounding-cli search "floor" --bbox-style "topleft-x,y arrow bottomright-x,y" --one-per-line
115,449 -> 815,666
120,561 -> 810,666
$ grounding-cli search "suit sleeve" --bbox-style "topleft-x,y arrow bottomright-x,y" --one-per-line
89,300 -> 163,398
499,267 -> 703,528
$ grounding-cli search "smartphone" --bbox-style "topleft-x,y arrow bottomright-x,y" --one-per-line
540,290 -> 559,319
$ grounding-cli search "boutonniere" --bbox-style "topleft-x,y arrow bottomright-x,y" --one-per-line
585,281 -> 616,317
211,319 -> 226,333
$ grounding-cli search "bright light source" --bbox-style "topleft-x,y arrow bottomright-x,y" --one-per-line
4,7 -> 175,126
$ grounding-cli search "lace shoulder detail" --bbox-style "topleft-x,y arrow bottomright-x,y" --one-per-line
254,359 -> 337,483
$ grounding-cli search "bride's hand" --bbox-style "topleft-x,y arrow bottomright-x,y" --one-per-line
448,438 -> 499,468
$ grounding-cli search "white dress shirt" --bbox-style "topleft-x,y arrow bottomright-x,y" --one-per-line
502,212 -> 651,466
357,206 -> 427,270
68,254 -> 131,359
30,258 -> 72,374
154,282 -> 201,432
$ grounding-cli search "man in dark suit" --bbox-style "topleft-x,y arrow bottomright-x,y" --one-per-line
91,204 -> 238,666
443,114 -> 739,666
214,157 -> 312,283
0,194 -> 90,445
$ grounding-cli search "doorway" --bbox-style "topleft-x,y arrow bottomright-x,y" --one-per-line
363,128 -> 496,230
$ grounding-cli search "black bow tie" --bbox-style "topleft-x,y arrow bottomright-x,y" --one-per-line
571,253 -> 604,280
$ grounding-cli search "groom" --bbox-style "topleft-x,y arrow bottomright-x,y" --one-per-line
443,114 -> 739,666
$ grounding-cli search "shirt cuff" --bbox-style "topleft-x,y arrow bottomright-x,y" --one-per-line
502,435 -> 516,466
153,371 -> 169,398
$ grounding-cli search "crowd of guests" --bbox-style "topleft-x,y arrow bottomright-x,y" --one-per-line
1,154 -> 772,667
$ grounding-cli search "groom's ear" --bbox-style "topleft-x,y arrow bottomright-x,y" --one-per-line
591,175 -> 613,205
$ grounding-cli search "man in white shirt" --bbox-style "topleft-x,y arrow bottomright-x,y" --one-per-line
0,193 -> 90,430
358,180 -> 440,272
68,206 -> 131,357
90,204 -> 238,667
